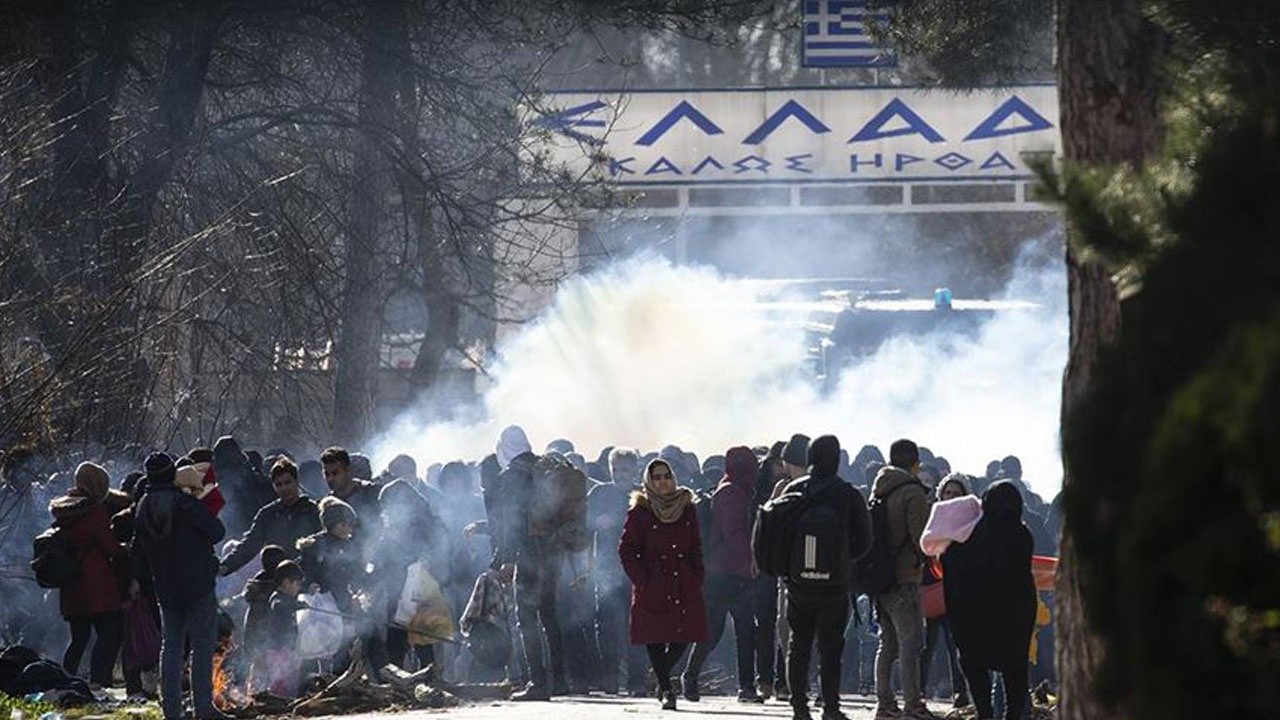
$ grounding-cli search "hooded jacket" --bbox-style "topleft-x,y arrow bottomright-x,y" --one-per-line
619,495 -> 708,645
220,495 -> 322,574
132,481 -> 226,608
706,447 -> 758,578
871,464 -> 931,586
50,496 -> 126,618
485,451 -> 539,565
941,481 -> 1036,669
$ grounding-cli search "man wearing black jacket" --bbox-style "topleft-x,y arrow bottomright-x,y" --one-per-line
779,435 -> 873,720
219,458 -> 321,575
132,452 -> 227,720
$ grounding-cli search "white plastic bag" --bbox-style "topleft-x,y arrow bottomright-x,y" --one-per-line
393,561 -> 455,646
297,592 -> 344,660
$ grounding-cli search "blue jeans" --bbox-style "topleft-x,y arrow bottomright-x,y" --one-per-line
159,592 -> 218,719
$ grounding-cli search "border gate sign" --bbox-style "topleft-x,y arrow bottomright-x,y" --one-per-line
534,86 -> 1060,186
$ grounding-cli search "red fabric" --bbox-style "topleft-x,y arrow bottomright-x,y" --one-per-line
619,504 -> 708,645
921,581 -> 947,619
123,597 -> 161,671
57,504 -> 126,618
706,446 -> 758,578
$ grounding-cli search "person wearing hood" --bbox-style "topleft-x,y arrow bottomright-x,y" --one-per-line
212,436 -> 272,538
132,452 -> 227,720
777,435 -> 872,720
371,479 -> 451,673
485,425 -> 566,701
681,446 -> 762,703
50,462 -> 128,687
619,458 -> 707,711
940,481 -> 1036,720
219,458 -> 322,576
920,475 -> 973,711
870,439 -> 933,720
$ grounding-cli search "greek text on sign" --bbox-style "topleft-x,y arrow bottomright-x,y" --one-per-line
534,87 -> 1060,185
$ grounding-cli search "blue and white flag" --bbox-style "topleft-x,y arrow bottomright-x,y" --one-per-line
802,0 -> 896,68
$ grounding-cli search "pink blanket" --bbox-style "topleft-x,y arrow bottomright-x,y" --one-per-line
919,495 -> 983,557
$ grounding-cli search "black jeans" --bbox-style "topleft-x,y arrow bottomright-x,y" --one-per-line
961,658 -> 1029,720
786,588 -> 850,711
752,575 -> 777,687
64,610 -> 123,686
645,643 -> 688,692
516,548 -> 565,688
684,574 -> 755,691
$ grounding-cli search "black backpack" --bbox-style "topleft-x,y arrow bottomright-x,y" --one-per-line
852,481 -> 920,597
787,482 -> 852,590
753,480 -> 846,582
31,526 -> 80,589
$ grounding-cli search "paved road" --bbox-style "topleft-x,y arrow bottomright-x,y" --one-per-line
342,694 -> 951,720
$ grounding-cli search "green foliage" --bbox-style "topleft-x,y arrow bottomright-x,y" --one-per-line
868,0 -> 1053,85
0,691 -> 57,717
1061,3 -> 1280,718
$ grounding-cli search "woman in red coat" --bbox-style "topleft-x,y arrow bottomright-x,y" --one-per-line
619,458 -> 708,710
50,462 -> 127,686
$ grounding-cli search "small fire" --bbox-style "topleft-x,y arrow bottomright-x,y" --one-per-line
212,647 -> 230,710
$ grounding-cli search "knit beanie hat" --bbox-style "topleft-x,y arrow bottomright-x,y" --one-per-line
318,496 -> 356,531
782,433 -> 811,467
144,452 -> 176,485
807,435 -> 841,478
73,462 -> 110,503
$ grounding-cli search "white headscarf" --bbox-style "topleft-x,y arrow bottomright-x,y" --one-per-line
496,425 -> 533,468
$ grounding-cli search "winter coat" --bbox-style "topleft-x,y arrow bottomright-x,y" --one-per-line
619,501 -> 708,645
941,481 -> 1036,669
776,473 -> 874,592
265,591 -> 304,652
132,482 -> 226,608
241,570 -> 275,653
50,499 -> 126,618
330,480 -> 383,560
871,466 -> 931,586
484,452 -> 538,565
213,436 -> 273,537
221,496 -> 322,574
297,531 -> 364,613
706,447 -> 757,579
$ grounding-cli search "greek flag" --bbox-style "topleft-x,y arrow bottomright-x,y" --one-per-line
802,0 -> 896,68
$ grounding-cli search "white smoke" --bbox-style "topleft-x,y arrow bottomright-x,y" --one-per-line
370,245 -> 1066,499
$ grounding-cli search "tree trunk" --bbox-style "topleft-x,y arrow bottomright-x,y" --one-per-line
331,0 -> 400,446
1055,1 -> 1166,718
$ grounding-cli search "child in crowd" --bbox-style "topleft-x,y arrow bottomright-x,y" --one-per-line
242,544 -> 288,691
175,460 -> 226,516
265,560 -> 306,697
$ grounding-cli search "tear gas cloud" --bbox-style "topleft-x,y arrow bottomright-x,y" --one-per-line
371,241 -> 1068,499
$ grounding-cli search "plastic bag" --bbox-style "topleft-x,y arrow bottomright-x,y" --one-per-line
297,592 -> 344,660
394,561 -> 455,646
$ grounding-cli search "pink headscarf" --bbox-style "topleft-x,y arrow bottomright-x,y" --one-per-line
920,495 -> 983,557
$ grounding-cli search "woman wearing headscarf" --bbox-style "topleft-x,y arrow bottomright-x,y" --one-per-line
939,481 -> 1036,720
50,461 -> 128,686
619,459 -> 707,710
920,474 -> 974,710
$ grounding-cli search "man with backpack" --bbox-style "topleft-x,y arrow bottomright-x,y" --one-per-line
867,439 -> 933,720
755,435 -> 872,720
484,425 -> 584,701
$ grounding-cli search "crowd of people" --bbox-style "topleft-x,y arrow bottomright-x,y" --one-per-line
0,429 -> 1059,720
